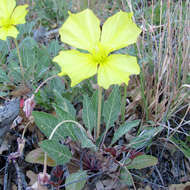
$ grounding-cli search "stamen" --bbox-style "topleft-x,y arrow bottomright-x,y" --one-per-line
92,42 -> 108,65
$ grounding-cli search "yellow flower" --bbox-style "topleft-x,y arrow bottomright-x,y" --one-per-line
53,9 -> 141,89
0,0 -> 28,40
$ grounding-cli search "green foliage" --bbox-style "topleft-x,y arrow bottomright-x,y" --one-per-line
17,21 -> 36,39
1,36 -> 62,102
0,67 -> 10,83
120,167 -> 133,186
40,139 -> 72,165
126,154 -> 158,169
32,111 -> 66,141
111,120 -> 140,145
103,86 -> 121,130
77,131 -> 96,149
82,95 -> 96,132
32,0 -> 71,26
128,126 -> 163,149
25,148 -> 56,166
53,90 -> 76,117
4,36 -> 62,108
0,40 -> 8,64
33,99 -> 96,160
120,154 -> 158,187
52,90 -> 91,144
65,170 -> 87,190
34,77 -> 65,110
53,104 -> 78,141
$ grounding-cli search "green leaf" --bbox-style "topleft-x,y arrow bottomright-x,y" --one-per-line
128,126 -> 163,149
53,104 -> 78,141
0,40 -> 8,63
7,36 -> 58,86
127,155 -> 158,169
65,170 -> 87,190
82,95 -> 96,131
32,111 -> 66,141
103,86 -> 121,130
111,120 -> 140,145
54,104 -> 96,149
40,139 -> 72,165
78,132 -> 96,149
19,37 -> 39,69
91,90 -> 98,113
53,89 -> 76,117
17,21 -> 36,39
48,77 -> 65,94
47,39 -> 63,57
0,68 -> 10,82
25,148 -> 56,167
34,46 -> 51,80
54,104 -> 75,121
120,167 -> 133,186
7,37 -> 38,82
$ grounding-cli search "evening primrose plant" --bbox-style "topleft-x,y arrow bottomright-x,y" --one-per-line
28,9 -> 159,189
53,9 -> 141,138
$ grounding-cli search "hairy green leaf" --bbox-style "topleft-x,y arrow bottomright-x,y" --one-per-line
128,126 -> 163,149
82,95 -> 96,132
54,104 -> 95,149
53,104 -> 78,141
65,170 -> 87,190
103,86 -> 121,130
120,167 -> 133,186
40,139 -> 72,165
32,111 -> 65,141
127,155 -> 158,169
25,148 -> 56,166
111,120 -> 140,145
53,89 -> 76,117
0,68 -> 10,82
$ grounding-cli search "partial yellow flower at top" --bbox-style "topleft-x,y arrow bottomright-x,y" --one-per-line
0,0 -> 28,40
53,9 -> 141,89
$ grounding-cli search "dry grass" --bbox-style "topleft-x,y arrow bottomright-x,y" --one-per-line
126,0 -> 190,126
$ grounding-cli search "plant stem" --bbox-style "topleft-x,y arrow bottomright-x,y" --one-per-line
14,38 -> 25,84
21,121 -> 30,139
43,152 -> 47,175
121,84 -> 127,122
96,86 -> 102,139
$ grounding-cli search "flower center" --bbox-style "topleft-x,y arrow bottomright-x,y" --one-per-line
1,17 -> 13,28
91,42 -> 108,66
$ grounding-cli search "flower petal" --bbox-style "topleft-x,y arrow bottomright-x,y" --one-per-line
0,26 -> 18,40
11,5 -> 28,25
0,0 -> 16,18
97,54 -> 140,89
53,50 -> 97,87
59,9 -> 100,52
101,11 -> 141,52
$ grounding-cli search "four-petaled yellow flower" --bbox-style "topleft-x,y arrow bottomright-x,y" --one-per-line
0,0 -> 28,40
53,9 -> 142,89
